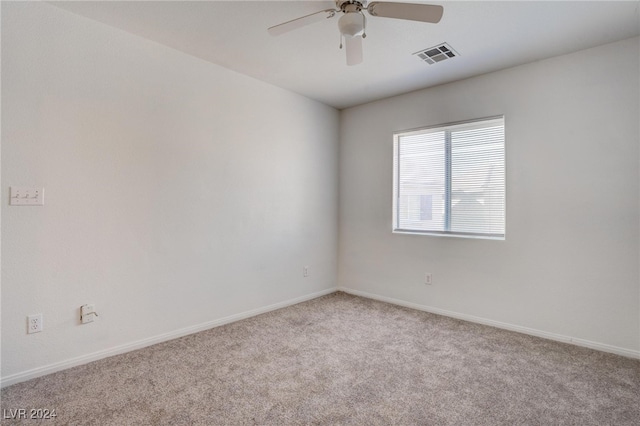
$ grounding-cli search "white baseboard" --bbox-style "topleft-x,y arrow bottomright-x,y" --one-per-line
1,287 -> 338,388
338,287 -> 640,360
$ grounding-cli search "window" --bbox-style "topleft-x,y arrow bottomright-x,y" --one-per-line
393,116 -> 505,239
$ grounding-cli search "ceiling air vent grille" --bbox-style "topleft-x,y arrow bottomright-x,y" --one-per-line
414,43 -> 458,65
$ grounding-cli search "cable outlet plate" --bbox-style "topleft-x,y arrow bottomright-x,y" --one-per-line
27,314 -> 43,334
81,304 -> 96,324
425,273 -> 433,285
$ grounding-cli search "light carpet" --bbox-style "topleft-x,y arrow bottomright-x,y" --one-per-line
2,292 -> 639,425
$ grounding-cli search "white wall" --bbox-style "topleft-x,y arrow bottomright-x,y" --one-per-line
339,37 -> 640,355
2,2 -> 638,388
1,2 -> 339,384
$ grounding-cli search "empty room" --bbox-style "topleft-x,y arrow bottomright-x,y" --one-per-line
1,1 -> 639,424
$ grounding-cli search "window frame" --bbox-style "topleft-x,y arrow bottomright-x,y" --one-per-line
392,116 -> 506,240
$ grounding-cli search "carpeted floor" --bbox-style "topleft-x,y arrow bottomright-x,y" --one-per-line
2,292 -> 639,425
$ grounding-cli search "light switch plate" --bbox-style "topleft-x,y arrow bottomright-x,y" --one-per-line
10,187 -> 44,206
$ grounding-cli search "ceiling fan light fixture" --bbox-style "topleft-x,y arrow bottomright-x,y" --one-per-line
338,12 -> 364,37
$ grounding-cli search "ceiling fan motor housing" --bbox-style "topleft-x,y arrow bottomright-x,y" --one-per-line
336,1 -> 367,11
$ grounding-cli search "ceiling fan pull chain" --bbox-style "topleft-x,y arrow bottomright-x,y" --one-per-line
339,33 -> 343,49
362,12 -> 367,38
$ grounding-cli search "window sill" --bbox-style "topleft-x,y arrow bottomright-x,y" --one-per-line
392,229 -> 505,241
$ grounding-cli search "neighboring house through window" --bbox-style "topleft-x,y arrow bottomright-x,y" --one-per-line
393,116 -> 505,239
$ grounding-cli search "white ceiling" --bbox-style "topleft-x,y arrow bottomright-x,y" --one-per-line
51,1 -> 640,109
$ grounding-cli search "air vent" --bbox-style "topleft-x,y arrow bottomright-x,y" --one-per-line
414,43 -> 458,65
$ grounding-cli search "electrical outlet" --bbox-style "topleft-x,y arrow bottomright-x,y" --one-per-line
81,304 -> 97,324
27,314 -> 43,334
425,273 -> 433,285
303,266 -> 309,277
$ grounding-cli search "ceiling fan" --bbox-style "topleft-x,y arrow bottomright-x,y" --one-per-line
268,1 -> 444,66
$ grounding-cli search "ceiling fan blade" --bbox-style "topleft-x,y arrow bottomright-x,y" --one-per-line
345,35 -> 363,66
268,9 -> 337,36
367,2 -> 443,23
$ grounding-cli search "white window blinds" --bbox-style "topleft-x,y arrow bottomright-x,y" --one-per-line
393,117 -> 505,239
